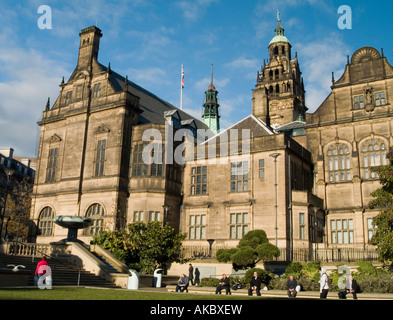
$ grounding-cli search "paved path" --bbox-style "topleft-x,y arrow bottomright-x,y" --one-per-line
161,285 -> 393,300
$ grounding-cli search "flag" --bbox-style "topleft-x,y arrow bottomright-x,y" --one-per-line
181,65 -> 185,89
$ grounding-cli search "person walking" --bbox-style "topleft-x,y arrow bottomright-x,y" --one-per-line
188,263 -> 194,286
319,267 -> 329,299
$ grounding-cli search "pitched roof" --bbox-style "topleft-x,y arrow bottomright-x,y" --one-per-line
107,67 -> 207,129
202,114 -> 274,145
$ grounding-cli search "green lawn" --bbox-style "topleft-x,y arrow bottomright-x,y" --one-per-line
0,287 -> 264,300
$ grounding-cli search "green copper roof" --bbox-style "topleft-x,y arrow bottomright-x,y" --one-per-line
269,34 -> 290,45
269,10 -> 290,45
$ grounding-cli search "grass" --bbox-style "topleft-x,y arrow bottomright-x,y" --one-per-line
0,287 -> 265,300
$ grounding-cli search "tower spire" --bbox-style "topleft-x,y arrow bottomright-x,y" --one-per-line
208,63 -> 216,91
202,64 -> 220,134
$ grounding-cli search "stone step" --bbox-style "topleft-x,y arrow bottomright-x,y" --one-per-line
0,253 -> 120,288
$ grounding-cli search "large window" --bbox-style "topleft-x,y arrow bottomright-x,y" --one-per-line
353,95 -> 364,109
85,203 -> 104,236
361,139 -> 387,179
189,214 -> 206,240
230,161 -> 249,192
149,211 -> 160,222
45,148 -> 58,183
94,139 -> 106,177
259,159 -> 265,178
327,144 -> 351,182
132,144 -> 148,177
375,91 -> 386,106
230,213 -> 248,239
330,218 -> 354,244
299,212 -> 305,240
367,218 -> 377,241
133,211 -> 144,222
38,207 -> 54,236
190,166 -> 207,195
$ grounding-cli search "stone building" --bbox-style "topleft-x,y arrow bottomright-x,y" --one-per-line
30,26 -> 207,243
29,17 -> 393,259
303,46 -> 393,249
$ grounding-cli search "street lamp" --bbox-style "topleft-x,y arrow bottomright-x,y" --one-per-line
207,239 -> 215,258
162,205 -> 171,225
269,153 -> 280,248
0,168 -> 14,242
312,206 -> 319,260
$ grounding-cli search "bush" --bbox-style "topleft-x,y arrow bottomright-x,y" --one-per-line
244,268 -> 274,288
200,278 -> 220,287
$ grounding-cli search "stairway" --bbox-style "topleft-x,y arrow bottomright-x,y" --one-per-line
0,254 -> 120,288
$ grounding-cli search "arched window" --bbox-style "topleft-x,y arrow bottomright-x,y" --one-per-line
84,203 -> 105,236
361,139 -> 387,179
327,144 -> 351,182
38,207 -> 54,236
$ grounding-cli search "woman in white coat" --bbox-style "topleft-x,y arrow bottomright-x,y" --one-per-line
319,267 -> 329,299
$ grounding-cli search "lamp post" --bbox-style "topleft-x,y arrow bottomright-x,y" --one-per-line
269,153 -> 280,248
312,206 -> 319,261
0,168 -> 14,242
207,239 -> 215,258
162,205 -> 171,226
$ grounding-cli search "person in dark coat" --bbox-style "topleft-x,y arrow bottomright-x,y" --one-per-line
248,271 -> 262,296
215,274 -> 231,295
287,275 -> 298,298
188,263 -> 194,286
345,275 -> 359,299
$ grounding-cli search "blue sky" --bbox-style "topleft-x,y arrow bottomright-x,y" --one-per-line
0,0 -> 392,157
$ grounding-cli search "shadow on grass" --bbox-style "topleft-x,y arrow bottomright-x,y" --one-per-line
0,287 -> 317,301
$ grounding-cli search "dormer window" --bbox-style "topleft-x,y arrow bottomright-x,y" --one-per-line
93,83 -> 101,98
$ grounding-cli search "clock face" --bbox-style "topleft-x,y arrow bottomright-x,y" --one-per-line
351,47 -> 381,64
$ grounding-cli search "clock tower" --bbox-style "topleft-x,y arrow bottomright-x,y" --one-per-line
252,12 -> 306,128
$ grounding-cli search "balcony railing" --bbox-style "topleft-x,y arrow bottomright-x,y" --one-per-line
180,245 -> 379,263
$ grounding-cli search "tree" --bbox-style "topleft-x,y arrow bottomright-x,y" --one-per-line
369,150 -> 393,262
5,178 -> 32,241
92,221 -> 188,274
216,230 -> 280,270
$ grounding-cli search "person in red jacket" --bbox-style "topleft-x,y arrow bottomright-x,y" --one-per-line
34,256 -> 49,285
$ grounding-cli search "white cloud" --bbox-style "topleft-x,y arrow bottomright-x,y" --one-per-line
0,46 -> 68,157
176,0 -> 220,22
295,33 -> 352,112
225,57 -> 259,70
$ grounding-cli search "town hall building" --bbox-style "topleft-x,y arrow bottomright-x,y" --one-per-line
29,16 -> 393,260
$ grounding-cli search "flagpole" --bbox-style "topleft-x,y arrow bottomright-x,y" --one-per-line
180,64 -> 184,110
